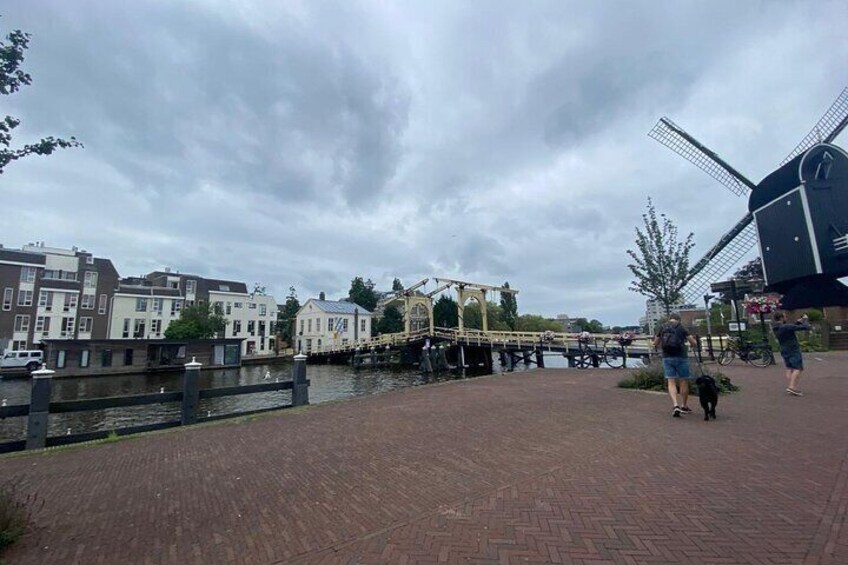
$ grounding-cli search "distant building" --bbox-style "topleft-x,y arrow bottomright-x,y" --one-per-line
295,299 -> 372,353
0,243 -> 119,351
642,299 -> 699,334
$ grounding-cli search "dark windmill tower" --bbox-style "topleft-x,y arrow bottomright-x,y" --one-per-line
648,87 -> 848,309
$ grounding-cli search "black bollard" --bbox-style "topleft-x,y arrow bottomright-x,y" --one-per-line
535,346 -> 545,368
291,352 -> 309,406
181,357 -> 202,425
26,365 -> 54,450
420,345 -> 433,373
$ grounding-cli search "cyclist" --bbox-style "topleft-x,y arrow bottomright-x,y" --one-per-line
772,312 -> 811,396
653,313 -> 699,418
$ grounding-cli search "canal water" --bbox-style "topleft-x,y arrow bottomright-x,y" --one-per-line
0,353 -> 639,442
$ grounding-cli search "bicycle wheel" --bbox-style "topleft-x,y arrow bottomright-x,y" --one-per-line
603,346 -> 626,368
717,348 -> 735,366
749,347 -> 773,368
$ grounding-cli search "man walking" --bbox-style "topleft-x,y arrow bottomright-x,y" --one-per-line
653,313 -> 699,417
772,312 -> 811,396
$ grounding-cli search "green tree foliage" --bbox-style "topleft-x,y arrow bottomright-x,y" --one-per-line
276,286 -> 300,343
627,198 -> 695,316
499,281 -> 518,330
164,304 -> 227,340
377,304 -> 405,334
514,314 -> 561,332
348,276 -> 378,311
461,301 -> 510,331
0,21 -> 82,173
391,278 -> 404,291
433,295 -> 458,328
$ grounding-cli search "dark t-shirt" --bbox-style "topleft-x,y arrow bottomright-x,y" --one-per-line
772,321 -> 810,354
656,323 -> 689,358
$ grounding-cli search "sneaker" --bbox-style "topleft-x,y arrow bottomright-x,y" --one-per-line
786,388 -> 804,397
673,406 -> 682,418
679,406 -> 693,414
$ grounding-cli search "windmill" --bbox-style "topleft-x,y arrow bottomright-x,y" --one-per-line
648,86 -> 848,305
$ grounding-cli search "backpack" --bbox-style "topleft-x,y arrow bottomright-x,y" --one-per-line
660,325 -> 684,350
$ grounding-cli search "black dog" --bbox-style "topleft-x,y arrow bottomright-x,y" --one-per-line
695,376 -> 719,421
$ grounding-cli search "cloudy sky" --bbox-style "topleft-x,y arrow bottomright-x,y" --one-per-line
2,1 -> 846,325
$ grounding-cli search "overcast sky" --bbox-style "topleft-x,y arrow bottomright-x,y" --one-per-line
2,1 -> 846,325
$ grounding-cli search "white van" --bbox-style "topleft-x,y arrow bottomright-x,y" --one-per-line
1,350 -> 44,372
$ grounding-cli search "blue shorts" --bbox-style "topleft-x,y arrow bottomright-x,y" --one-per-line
662,357 -> 690,379
781,350 -> 803,370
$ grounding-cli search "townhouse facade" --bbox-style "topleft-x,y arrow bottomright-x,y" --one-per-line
0,243 -> 119,352
295,299 -> 372,353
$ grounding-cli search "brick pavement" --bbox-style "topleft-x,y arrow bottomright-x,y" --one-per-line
2,352 -> 847,564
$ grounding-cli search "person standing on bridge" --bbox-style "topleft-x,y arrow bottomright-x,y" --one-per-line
653,313 -> 699,418
772,312 -> 810,396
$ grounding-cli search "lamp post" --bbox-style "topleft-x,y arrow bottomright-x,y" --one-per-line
703,294 -> 714,360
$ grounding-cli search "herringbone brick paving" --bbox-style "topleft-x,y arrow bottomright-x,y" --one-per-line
2,353 -> 847,564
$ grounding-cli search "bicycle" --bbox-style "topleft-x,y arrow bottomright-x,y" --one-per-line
716,339 -> 774,368
573,336 -> 627,369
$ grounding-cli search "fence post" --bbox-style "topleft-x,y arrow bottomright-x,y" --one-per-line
182,357 -> 202,425
292,352 -> 309,406
25,365 -> 54,450
536,341 -> 545,368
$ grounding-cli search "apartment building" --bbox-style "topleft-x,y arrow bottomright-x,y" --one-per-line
0,243 -> 119,351
295,299 -> 372,353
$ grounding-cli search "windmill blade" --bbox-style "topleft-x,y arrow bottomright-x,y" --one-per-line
780,87 -> 848,166
649,117 -> 757,197
681,213 -> 758,303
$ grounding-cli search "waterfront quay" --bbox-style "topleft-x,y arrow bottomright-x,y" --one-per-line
3,355 -> 848,564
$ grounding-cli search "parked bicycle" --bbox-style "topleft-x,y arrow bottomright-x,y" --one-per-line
716,338 -> 774,367
574,334 -> 627,369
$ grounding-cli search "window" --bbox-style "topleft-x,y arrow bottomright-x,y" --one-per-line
20,266 -> 36,283
185,300 -> 194,307
84,271 -> 98,289
63,293 -> 77,312
136,298 -> 148,312
328,317 -> 334,332
17,290 -> 33,307
79,317 -> 93,333
86,255 -> 94,264
101,349 -> 113,367
61,317 -> 75,337
249,303 -> 257,309
307,319 -> 312,332
124,349 -> 134,366
122,318 -> 130,338
259,304 -> 267,316
14,315 -> 30,332
259,321 -> 266,336
56,350 -> 66,369
234,302 -> 243,309
168,280 -> 179,289
219,285 -> 230,291
133,319 -> 146,338
151,319 -> 161,336
361,319 -> 366,333
343,318 -> 349,332
233,320 -> 242,335
299,319 -> 304,333
248,320 -> 255,336
35,316 -> 50,333
170,299 -> 182,316
81,294 -> 95,310
12,340 -> 27,351
98,294 -> 107,315
226,302 -> 232,315
186,280 -> 196,294
43,269 -> 77,281
80,349 -> 90,368
2,288 -> 12,310
316,318 -> 321,332
152,298 -> 163,314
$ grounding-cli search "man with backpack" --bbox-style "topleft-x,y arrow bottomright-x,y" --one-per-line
653,312 -> 699,418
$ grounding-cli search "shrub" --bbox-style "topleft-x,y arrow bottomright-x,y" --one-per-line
618,359 -> 739,394
0,478 -> 42,553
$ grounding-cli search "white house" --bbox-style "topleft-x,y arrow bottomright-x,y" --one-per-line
295,299 -> 372,353
209,289 -> 277,356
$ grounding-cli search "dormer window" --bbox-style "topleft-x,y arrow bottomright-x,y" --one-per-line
815,151 -> 834,181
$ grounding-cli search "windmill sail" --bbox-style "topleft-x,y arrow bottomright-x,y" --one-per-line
780,87 -> 848,166
648,117 -> 757,196
681,214 -> 758,303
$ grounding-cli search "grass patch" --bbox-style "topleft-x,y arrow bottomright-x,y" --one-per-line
0,478 -> 42,554
618,360 -> 739,394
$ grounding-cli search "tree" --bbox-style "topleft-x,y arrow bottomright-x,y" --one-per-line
277,286 -> 300,343
433,295 -> 458,328
499,281 -> 518,330
514,314 -> 561,332
1,21 -> 82,174
391,278 -> 404,291
377,304 -> 405,334
626,198 -> 695,316
164,303 -> 227,340
348,276 -> 378,311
